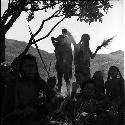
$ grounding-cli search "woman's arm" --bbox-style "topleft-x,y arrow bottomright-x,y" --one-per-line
90,46 -> 101,59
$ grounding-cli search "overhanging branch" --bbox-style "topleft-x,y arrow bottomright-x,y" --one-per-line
29,6 -> 64,41
32,17 -> 65,44
4,2 -> 28,34
34,10 -> 61,37
24,1 -> 62,11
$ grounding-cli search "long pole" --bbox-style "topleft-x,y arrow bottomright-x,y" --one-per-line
27,23 -> 50,78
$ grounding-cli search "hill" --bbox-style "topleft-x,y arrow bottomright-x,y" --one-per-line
5,38 -> 124,81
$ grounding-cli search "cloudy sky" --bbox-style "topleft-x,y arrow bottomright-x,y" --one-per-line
1,0 -> 125,54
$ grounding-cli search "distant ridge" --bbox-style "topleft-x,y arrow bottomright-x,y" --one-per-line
5,38 -> 124,80
110,50 -> 124,55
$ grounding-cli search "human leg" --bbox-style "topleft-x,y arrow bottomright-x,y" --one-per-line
57,71 -> 63,92
64,73 -> 71,96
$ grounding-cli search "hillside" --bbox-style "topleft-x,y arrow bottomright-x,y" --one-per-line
5,38 -> 124,81
5,39 -> 56,80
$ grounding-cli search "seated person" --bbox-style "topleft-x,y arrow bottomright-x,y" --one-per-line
1,54 -> 58,125
105,66 -> 124,109
63,79 -> 111,125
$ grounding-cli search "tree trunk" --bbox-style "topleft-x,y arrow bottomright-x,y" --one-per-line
1,30 -> 5,63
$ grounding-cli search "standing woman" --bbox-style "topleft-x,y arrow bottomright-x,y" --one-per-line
74,34 -> 101,88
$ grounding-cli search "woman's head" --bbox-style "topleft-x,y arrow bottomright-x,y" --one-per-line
62,28 -> 67,35
19,54 -> 39,80
81,34 -> 90,40
108,66 -> 122,79
80,34 -> 90,43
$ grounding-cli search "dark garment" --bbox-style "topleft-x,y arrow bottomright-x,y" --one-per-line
75,65 -> 90,80
53,38 -> 73,80
74,45 -> 92,81
66,91 -> 108,117
104,78 -> 125,125
74,44 -> 92,68
105,78 -> 124,108
1,77 -> 56,122
93,79 -> 105,94
2,81 -> 16,117
76,50 -> 90,67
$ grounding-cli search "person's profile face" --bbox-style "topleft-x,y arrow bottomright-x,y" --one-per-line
21,59 -> 37,80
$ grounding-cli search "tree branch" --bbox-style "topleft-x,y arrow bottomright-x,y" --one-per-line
19,43 -> 31,57
30,6 -> 63,42
23,1 -> 62,11
1,9 -> 11,26
32,17 -> 65,44
4,2 -> 28,34
19,15 -> 65,59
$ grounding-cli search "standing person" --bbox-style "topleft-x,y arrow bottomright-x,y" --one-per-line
1,54 -> 57,125
51,28 -> 76,95
105,66 -> 124,125
74,34 -> 101,88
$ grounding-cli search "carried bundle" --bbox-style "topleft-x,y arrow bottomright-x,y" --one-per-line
100,35 -> 116,48
96,35 -> 116,51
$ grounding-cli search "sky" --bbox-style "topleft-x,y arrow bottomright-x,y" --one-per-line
1,0 -> 125,54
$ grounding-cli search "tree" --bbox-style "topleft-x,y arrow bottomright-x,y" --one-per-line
1,0 -> 113,63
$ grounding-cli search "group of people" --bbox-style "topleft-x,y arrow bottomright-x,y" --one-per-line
1,28 -> 124,125
51,28 -> 101,94
63,66 -> 124,125
51,28 -> 124,125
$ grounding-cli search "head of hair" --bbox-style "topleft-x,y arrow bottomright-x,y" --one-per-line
62,28 -> 67,34
79,34 -> 90,47
19,54 -> 39,79
107,66 -> 123,80
81,34 -> 90,41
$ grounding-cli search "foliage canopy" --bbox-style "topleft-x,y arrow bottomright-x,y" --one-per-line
2,0 -> 113,33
